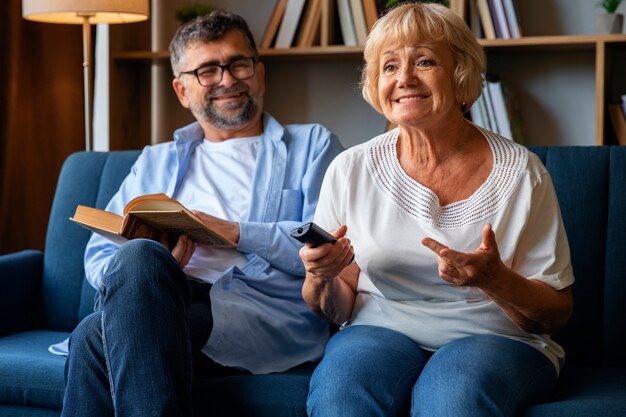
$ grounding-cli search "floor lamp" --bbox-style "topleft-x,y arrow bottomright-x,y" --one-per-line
22,0 -> 149,151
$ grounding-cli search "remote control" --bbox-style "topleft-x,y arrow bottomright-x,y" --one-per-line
290,222 -> 337,248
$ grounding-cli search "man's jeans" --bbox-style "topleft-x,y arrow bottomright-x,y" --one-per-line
61,239 -> 214,417
308,325 -> 557,417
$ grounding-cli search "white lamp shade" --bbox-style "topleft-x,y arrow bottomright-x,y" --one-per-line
22,0 -> 149,24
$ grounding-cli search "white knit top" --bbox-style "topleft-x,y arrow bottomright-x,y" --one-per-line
314,127 -> 574,372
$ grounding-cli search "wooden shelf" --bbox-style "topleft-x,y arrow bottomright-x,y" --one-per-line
112,34 -> 626,62
479,34 -> 626,52
112,46 -> 365,62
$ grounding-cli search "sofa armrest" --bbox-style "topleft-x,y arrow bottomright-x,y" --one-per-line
0,250 -> 43,336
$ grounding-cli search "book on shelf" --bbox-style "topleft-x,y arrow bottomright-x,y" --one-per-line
468,0 -> 483,38
487,78 -> 513,139
70,193 -> 236,249
337,0 -> 358,46
501,0 -> 522,38
481,79 -> 499,133
501,81 -> 525,144
362,0 -> 379,32
274,0 -> 307,48
261,0 -> 290,49
608,103 -> 626,146
488,0 -> 511,39
470,76 -> 523,143
476,0 -> 496,39
295,0 -> 322,47
320,0 -> 337,46
349,0 -> 368,46
469,95 -> 488,131
474,0 -> 522,40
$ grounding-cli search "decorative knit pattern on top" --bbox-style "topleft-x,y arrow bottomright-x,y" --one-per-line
366,128 -> 528,229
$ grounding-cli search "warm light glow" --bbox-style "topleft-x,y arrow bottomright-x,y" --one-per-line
22,0 -> 149,24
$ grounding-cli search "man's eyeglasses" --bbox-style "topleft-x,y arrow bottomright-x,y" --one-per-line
178,57 -> 258,87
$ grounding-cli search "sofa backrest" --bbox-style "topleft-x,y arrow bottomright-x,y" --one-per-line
39,150 -> 140,332
529,146 -> 626,368
38,147 -> 626,368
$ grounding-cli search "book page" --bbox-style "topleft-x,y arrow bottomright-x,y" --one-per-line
129,211 -> 235,248
70,205 -> 128,245
70,205 -> 124,234
123,193 -> 184,216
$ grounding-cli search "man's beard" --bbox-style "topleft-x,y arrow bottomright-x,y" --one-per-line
195,85 -> 258,129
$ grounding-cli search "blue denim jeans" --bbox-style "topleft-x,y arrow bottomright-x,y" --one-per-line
307,325 -> 557,417
61,239 -> 237,417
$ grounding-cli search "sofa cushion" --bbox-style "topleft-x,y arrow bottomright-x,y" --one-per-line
603,147 -> 626,366
530,147 -> 610,367
0,331 -> 68,410
521,367 -> 626,416
193,366 -> 313,417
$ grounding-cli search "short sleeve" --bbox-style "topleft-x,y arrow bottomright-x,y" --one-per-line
511,158 -> 574,290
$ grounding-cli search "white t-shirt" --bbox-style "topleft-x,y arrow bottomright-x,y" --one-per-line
175,136 -> 260,283
314,128 -> 574,372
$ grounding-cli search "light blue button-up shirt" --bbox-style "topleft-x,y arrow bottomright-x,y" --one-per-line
84,113 -> 344,374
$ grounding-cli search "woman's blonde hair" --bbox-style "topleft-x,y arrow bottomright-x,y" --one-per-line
361,2 -> 486,114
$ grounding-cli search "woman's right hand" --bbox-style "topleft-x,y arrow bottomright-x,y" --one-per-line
300,225 -> 358,324
299,225 -> 354,281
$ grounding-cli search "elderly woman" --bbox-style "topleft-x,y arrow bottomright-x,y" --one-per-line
299,3 -> 574,416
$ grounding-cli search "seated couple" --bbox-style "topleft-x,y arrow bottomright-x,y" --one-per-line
62,5 -> 573,417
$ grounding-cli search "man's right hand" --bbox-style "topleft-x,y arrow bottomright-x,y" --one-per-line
171,235 -> 196,268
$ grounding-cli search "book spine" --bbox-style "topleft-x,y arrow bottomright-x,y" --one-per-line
261,0 -> 289,49
488,0 -> 510,39
476,0 -> 496,40
501,0 -> 521,38
481,82 -> 498,133
349,0 -> 368,46
274,0 -> 307,49
362,0 -> 379,32
295,0 -> 322,47
337,0 -> 357,46
470,95 -> 488,130
608,103 -> 626,146
487,79 -> 513,140
502,83 -> 525,144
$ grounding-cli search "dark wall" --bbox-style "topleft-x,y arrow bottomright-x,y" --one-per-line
0,0 -> 85,254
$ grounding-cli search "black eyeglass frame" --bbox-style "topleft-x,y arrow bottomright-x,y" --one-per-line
178,56 -> 259,87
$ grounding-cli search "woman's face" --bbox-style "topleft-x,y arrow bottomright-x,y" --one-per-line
377,40 -> 460,128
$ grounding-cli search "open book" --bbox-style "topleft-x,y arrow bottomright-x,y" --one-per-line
70,193 -> 236,249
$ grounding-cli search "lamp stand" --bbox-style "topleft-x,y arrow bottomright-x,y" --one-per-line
80,13 -> 94,151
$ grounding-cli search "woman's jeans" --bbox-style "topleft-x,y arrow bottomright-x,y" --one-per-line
308,325 -> 557,417
60,239 -> 217,417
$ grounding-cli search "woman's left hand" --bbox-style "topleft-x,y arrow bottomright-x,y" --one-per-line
421,223 -> 503,288
422,223 -> 573,334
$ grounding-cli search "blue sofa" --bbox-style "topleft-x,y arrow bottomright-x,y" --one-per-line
1,147 -> 625,416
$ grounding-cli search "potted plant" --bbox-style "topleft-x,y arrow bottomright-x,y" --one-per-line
596,0 -> 624,34
175,2 -> 217,24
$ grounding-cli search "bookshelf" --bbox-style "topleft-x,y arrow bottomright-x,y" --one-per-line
107,0 -> 626,149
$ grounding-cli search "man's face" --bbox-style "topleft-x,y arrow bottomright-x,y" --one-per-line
173,30 -> 265,132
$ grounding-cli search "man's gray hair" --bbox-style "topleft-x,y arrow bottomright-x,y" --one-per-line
169,10 -> 258,77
